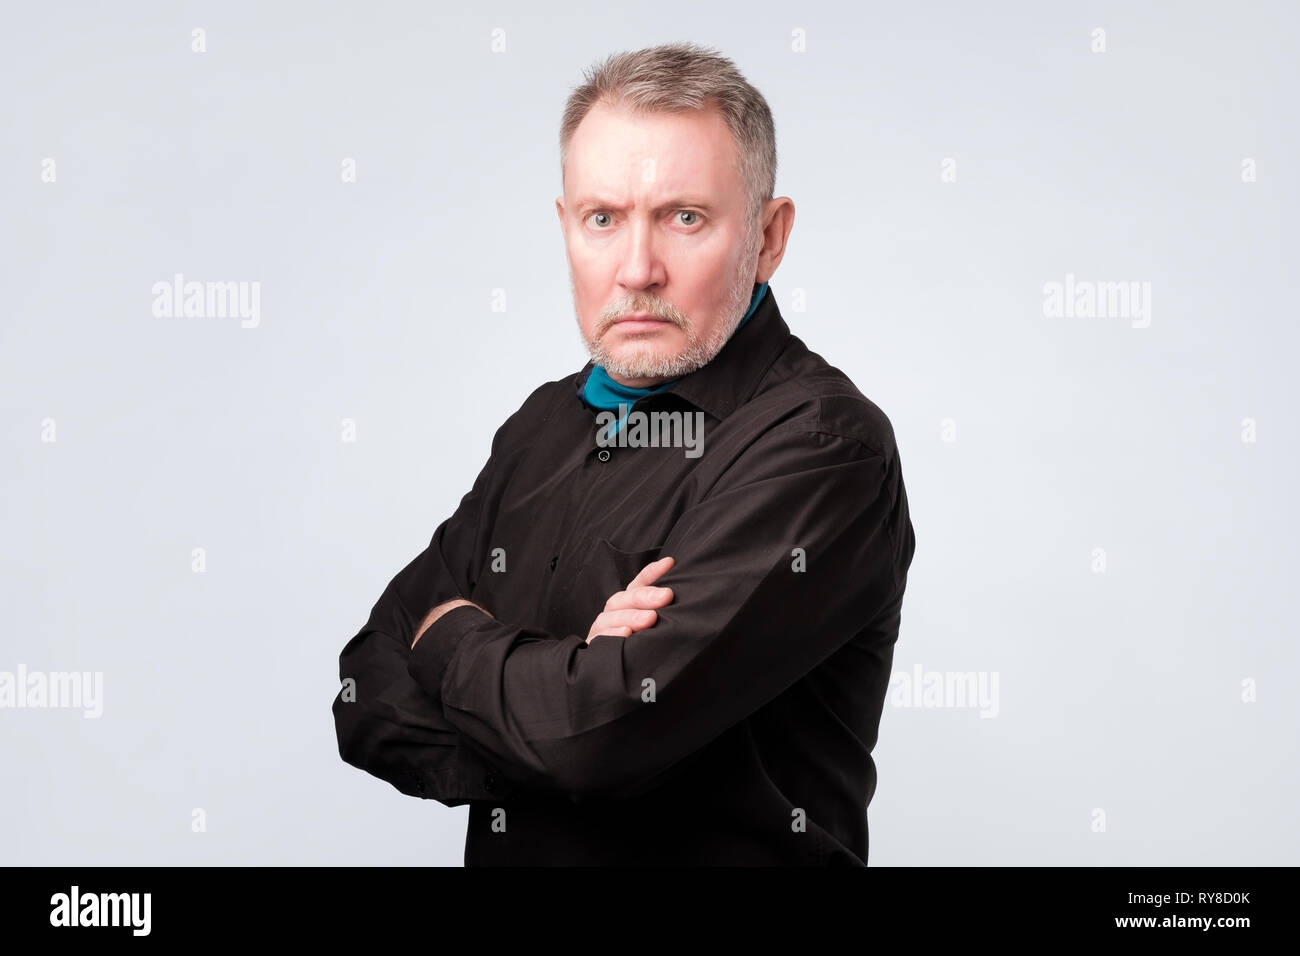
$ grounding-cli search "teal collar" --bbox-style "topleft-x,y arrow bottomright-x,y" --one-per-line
580,282 -> 770,414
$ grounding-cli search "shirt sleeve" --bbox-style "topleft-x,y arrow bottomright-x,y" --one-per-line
406,421 -> 913,801
332,414 -> 523,806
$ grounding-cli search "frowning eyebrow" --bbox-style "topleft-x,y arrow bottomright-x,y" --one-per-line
572,197 -> 719,213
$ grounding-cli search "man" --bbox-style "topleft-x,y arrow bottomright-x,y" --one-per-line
332,41 -> 916,866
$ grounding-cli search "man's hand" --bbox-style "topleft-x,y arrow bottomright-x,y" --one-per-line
586,556 -> 675,644
412,598 -> 491,649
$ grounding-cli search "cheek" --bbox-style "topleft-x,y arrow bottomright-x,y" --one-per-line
569,253 -> 611,302
570,237 -> 609,269
576,292 -> 609,341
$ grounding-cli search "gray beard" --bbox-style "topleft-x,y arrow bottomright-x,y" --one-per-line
584,293 -> 745,379
578,230 -> 761,381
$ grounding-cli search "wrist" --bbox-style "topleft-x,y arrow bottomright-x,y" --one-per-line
413,598 -> 484,648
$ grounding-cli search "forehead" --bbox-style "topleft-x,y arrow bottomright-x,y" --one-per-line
565,101 -> 742,202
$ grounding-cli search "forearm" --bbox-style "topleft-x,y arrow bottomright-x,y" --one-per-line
412,598 -> 492,649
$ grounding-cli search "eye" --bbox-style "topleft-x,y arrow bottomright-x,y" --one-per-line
676,210 -> 702,226
587,211 -> 613,228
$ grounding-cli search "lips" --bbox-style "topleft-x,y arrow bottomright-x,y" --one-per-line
612,314 -> 673,333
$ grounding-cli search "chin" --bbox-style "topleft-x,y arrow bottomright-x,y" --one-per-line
603,348 -> 676,377
601,351 -> 672,380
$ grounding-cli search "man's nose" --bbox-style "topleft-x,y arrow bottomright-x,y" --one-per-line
614,217 -> 661,290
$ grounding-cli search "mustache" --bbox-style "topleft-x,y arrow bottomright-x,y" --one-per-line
598,303 -> 688,334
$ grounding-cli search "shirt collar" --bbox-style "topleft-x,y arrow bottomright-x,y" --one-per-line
574,284 -> 791,421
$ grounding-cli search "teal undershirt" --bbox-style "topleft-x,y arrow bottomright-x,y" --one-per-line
581,282 -> 769,429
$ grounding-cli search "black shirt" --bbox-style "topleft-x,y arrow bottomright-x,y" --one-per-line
332,285 -> 916,865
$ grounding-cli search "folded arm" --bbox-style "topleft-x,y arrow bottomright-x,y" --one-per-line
332,415 -> 522,805
408,423 -> 911,801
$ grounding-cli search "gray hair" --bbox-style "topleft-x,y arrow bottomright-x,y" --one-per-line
558,41 -> 777,232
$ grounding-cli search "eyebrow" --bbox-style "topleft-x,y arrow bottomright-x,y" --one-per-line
572,197 -> 719,213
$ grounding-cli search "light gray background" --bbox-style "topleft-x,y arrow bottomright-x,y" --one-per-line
2,1 -> 1295,865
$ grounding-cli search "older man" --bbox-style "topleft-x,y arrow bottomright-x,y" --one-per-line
332,41 -> 916,866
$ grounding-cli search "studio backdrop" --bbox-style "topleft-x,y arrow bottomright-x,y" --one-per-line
1,0 -> 1295,865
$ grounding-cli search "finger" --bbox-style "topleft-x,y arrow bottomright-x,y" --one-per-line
587,608 -> 655,639
603,585 -> 674,613
591,608 -> 659,634
626,555 -> 675,590
587,625 -> 632,643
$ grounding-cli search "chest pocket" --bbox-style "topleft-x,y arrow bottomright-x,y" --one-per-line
566,537 -> 666,632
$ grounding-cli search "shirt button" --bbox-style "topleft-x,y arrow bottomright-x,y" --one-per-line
549,555 -> 558,570
484,774 -> 497,792
597,449 -> 611,461
414,777 -> 425,794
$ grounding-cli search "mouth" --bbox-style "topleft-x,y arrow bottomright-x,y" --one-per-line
611,314 -> 674,333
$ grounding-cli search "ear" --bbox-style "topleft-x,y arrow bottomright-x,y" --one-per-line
754,198 -> 795,284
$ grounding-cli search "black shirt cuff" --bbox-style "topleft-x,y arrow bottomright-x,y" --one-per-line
407,603 -> 494,702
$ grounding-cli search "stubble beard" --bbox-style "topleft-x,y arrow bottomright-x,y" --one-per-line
577,226 -> 761,382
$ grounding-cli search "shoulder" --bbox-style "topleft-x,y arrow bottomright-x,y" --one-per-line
739,333 -> 902,464
504,367 -> 588,426
483,369 -> 586,454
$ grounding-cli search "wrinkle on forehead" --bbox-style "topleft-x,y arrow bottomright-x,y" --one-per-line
565,103 -> 743,215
